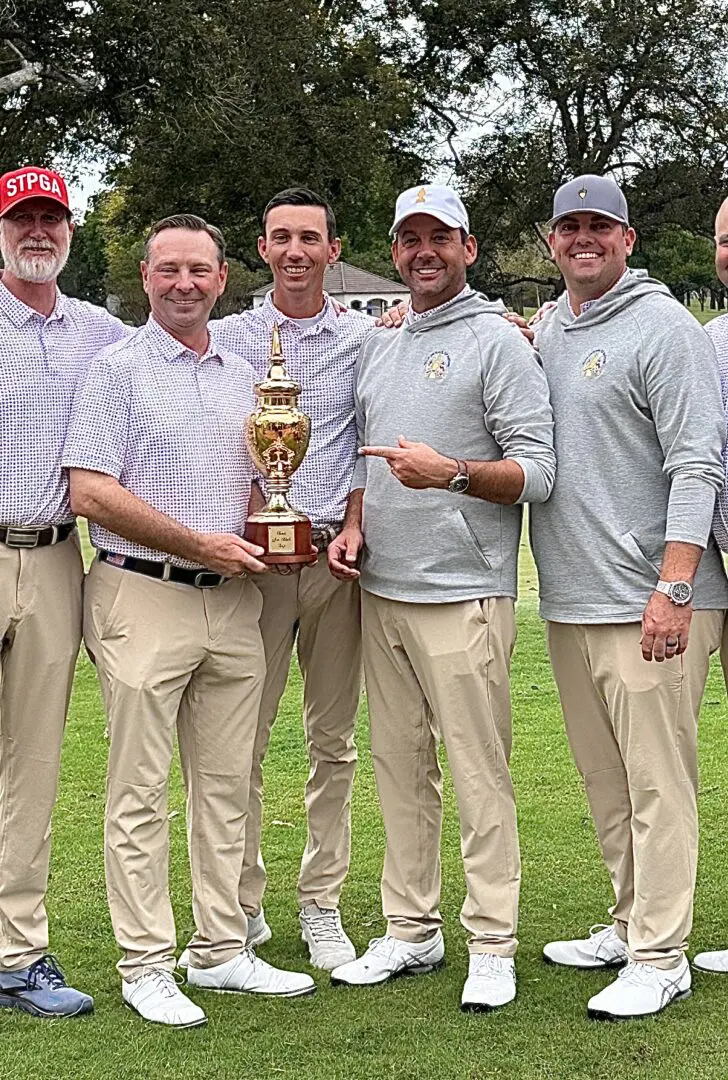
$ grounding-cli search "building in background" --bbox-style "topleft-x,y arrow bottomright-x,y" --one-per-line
252,261 -> 409,316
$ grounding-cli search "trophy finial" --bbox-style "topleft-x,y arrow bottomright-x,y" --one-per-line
268,323 -> 287,379
271,323 -> 283,360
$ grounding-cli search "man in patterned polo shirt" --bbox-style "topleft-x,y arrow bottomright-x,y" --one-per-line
184,188 -> 373,972
64,214 -> 315,1028
0,165 -> 130,1019
692,195 -> 728,974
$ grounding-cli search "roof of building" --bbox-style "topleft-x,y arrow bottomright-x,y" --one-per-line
252,260 -> 406,297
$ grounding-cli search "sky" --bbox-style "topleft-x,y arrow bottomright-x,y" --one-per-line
69,161 -> 105,219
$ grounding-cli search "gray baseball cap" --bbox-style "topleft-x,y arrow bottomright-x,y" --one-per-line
550,174 -> 629,227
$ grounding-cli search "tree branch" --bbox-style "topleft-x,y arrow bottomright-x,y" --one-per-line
0,40 -> 41,95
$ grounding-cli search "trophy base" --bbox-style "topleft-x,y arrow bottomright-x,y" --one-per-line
244,517 -> 317,566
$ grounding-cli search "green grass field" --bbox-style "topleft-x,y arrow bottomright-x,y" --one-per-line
687,302 -> 720,326
3,551 -> 728,1079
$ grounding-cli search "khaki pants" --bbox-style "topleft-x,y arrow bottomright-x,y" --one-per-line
239,554 -> 361,912
547,611 -> 724,967
85,558 -> 265,980
0,535 -> 84,971
720,611 -> 728,688
361,591 -> 520,956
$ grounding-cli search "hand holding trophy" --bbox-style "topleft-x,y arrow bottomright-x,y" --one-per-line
244,324 -> 317,566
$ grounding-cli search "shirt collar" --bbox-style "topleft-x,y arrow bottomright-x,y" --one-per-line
146,314 -> 226,364
406,284 -> 472,325
259,290 -> 338,336
0,276 -> 65,327
569,268 -> 631,318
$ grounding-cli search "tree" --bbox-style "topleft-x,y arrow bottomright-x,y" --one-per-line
1,2 -> 426,266
386,0 -> 728,261
59,210 -> 109,306
473,235 -> 558,311
109,1 -> 425,263
59,187 -> 281,318
0,1 -> 145,169
635,226 -> 720,307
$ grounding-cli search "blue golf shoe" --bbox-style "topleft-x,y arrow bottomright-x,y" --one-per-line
0,955 -> 93,1018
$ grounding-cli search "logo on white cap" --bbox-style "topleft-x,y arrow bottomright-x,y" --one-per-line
390,183 -> 469,237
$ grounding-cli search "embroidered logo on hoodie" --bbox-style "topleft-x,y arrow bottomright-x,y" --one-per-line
424,351 -> 451,380
581,349 -> 606,378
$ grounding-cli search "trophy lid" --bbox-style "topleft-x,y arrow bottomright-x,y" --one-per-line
256,323 -> 300,395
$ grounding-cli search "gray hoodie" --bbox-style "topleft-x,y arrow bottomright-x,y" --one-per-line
352,291 -> 556,603
531,271 -> 728,622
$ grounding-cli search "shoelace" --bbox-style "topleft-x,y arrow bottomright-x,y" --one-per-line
26,954 -> 67,991
366,936 -> 398,961
304,909 -> 346,944
148,969 -> 184,999
587,924 -> 613,940
617,961 -> 667,986
469,954 -> 512,981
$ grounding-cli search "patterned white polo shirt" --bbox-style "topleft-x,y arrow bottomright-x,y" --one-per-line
0,279 -> 129,526
212,292 -> 373,526
707,312 -> 728,551
63,316 -> 258,567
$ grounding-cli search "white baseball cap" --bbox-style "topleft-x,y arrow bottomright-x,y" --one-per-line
390,184 -> 469,237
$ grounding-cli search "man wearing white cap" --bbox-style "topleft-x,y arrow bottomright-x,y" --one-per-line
328,184 -> 556,1011
532,174 -> 728,1018
0,165 -> 130,1018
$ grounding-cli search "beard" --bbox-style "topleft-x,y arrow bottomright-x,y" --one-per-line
0,235 -> 70,283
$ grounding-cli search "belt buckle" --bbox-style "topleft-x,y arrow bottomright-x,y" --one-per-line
5,527 -> 40,549
193,571 -> 222,589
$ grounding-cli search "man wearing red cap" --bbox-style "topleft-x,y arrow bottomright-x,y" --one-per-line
0,165 -> 129,1018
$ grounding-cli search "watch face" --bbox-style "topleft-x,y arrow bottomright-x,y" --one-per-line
449,475 -> 469,494
670,581 -> 692,604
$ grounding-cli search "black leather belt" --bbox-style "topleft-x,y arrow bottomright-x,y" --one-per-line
0,521 -> 75,548
99,550 -> 225,588
311,524 -> 341,553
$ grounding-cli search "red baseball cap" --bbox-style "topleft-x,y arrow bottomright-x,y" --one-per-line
0,166 -> 71,218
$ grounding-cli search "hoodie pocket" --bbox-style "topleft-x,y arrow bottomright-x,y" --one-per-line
454,509 -> 492,570
361,499 -> 496,589
622,530 -> 662,576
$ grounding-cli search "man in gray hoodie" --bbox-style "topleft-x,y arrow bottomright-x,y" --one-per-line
326,184 -> 556,1012
534,175 -> 728,1020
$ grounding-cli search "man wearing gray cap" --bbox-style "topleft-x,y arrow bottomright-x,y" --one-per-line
327,184 -> 556,1011
532,174 -> 728,1018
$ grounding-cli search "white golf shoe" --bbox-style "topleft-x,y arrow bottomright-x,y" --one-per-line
330,930 -> 444,987
543,924 -> 627,969
299,903 -> 356,971
186,948 -> 315,998
693,948 -> 728,973
122,969 -> 207,1028
177,909 -> 272,971
460,953 -> 516,1013
587,956 -> 691,1020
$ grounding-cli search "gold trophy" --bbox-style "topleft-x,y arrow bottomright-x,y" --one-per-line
244,324 -> 316,565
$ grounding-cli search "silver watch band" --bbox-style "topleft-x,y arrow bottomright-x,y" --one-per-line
655,579 -> 693,605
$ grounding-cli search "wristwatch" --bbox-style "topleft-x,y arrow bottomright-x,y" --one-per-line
655,579 -> 693,606
447,459 -> 470,494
